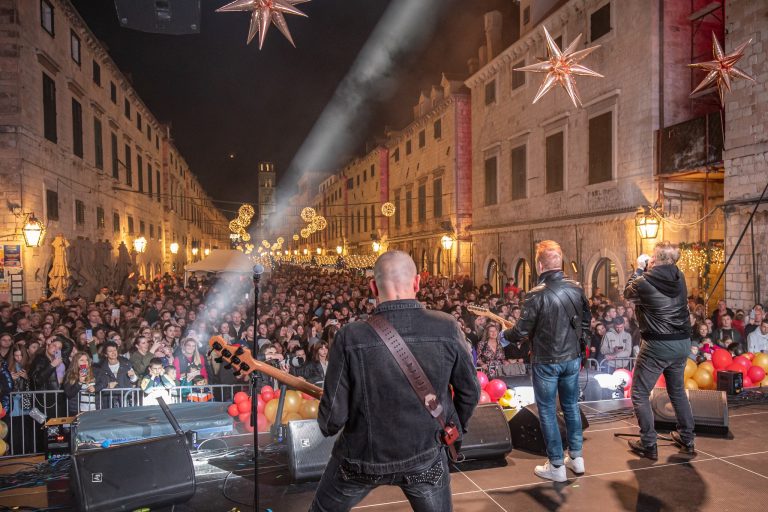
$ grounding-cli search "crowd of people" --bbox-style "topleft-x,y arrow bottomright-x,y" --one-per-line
1,265 -> 766,421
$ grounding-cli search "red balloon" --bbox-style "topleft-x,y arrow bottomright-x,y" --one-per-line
613,368 -> 633,388
257,414 -> 270,432
725,363 -> 746,375
238,412 -> 251,424
712,349 -> 733,370
260,385 -> 274,395
743,377 -> 754,388
747,365 -> 766,383
656,374 -> 666,388
261,390 -> 274,402
0,406 -> 5,419
479,390 -> 492,404
744,352 -> 755,361
227,404 -> 240,417
236,400 -> 251,414
233,391 -> 249,404
476,371 -> 489,390
274,389 -> 281,398
256,396 -> 266,414
301,392 -> 314,401
244,422 -> 255,433
486,379 -> 508,401
733,356 -> 751,369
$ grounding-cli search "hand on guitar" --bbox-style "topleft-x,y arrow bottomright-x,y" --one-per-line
467,305 -> 514,330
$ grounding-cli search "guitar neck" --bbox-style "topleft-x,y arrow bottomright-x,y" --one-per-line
248,359 -> 324,400
468,307 -> 512,329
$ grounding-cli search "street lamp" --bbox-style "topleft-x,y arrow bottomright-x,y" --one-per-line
191,247 -> 199,256
336,245 -> 343,255
303,248 -> 308,255
204,248 -> 211,256
169,242 -> 179,254
316,247 -> 322,255
22,214 -> 45,248
636,209 -> 660,239
372,240 -> 381,253
133,236 -> 147,254
440,235 -> 454,251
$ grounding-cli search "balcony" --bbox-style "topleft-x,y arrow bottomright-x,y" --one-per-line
657,111 -> 723,177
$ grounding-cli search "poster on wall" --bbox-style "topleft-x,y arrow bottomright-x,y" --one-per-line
4,245 -> 21,268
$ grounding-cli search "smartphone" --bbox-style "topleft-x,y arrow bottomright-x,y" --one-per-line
85,329 -> 93,341
368,298 -> 376,304
111,308 -> 120,321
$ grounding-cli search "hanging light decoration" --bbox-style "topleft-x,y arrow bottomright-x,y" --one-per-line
300,228 -> 310,238
307,222 -> 317,234
301,207 -> 316,222
241,232 -> 251,242
381,202 -> 396,217
229,219 -> 242,233
238,203 -> 255,219
635,209 -> 660,239
440,235 -> 455,250
262,239 -> 270,248
277,236 -> 285,245
312,215 -> 328,231
292,234 -> 299,241
204,248 -> 211,256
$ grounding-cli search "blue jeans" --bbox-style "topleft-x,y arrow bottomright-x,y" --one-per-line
532,358 -> 583,466
309,450 -> 452,512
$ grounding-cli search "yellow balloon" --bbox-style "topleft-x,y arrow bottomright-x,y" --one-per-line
0,439 -> 6,456
693,368 -> 713,390
752,353 -> 768,372
300,400 -> 319,419
698,361 -> 715,374
283,392 -> 301,414
264,398 -> 280,423
684,359 -> 697,380
0,421 -> 6,439
284,412 -> 303,423
684,379 -> 699,390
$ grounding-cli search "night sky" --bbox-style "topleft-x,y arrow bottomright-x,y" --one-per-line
71,0 -> 515,209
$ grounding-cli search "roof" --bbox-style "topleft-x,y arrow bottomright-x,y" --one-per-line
184,250 -> 255,274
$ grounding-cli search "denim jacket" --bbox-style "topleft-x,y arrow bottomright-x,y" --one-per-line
318,299 -> 479,475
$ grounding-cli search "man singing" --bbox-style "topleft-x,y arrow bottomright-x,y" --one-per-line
502,240 -> 590,482
310,251 -> 479,511
624,242 -> 696,459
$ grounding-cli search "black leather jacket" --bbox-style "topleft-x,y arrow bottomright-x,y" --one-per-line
318,299 -> 479,475
502,270 -> 590,364
624,264 -> 691,341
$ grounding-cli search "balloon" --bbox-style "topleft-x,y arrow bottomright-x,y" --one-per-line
744,352 -> 755,361
486,379 -> 508,401
227,404 -> 240,417
743,377 -> 754,388
0,421 -> 7,439
274,388 -> 282,398
613,368 -> 633,388
733,356 -> 752,369
698,361 -> 715,374
752,353 -> 768,371
283,391 -> 301,414
476,371 -> 489,390
684,379 -> 699,390
712,349 -> 733,370
0,405 -> 5,419
257,414 -> 270,432
301,392 -> 314,401
264,398 -> 280,423
256,396 -> 265,414
238,412 -> 251,424
300,400 -> 319,419
655,374 -> 666,388
693,368 -> 714,389
0,439 -> 6,456
284,412 -> 303,423
234,391 -> 250,404
261,389 -> 275,402
479,390 -> 492,404
260,385 -> 274,395
748,365 -> 766,384
726,363 -> 746,375
761,375 -> 768,387
684,359 -> 697,380
498,389 -> 515,408
244,422 -> 255,433
236,400 -> 251,414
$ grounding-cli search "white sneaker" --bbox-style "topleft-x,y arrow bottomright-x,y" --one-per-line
564,456 -> 585,475
534,460 -> 567,482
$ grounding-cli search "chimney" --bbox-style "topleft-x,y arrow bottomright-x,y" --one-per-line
478,45 -> 487,67
467,57 -> 479,75
484,11 -> 503,61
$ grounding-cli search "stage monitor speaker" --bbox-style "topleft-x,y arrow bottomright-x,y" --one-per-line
71,434 -> 195,512
114,0 -> 201,35
508,404 -> 589,455
288,420 -> 339,482
460,404 -> 512,461
650,388 -> 729,436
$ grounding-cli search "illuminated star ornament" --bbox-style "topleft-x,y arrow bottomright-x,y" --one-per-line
217,0 -> 310,49
515,26 -> 603,108
689,32 -> 754,106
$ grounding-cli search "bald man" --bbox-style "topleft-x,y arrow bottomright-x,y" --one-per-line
311,251 -> 479,512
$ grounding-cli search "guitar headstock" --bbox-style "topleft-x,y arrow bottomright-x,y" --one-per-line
209,336 -> 258,377
467,304 -> 490,315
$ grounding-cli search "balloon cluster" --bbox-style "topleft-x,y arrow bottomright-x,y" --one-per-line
226,387 -> 320,433
0,405 -> 7,455
475,371 -> 512,406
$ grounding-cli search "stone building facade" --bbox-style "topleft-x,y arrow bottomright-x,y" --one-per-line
0,0 -> 227,301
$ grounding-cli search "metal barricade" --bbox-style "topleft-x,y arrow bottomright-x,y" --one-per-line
598,357 -> 637,373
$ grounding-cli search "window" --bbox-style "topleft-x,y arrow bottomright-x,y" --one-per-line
346,178 -> 353,190
433,178 -> 442,218
149,224 -> 155,239
113,212 -> 120,233
147,125 -> 152,141
363,170 -> 367,182
70,30 -> 81,65
363,208 -> 368,232
591,3 -> 611,42
41,0 -> 54,35
406,140 -> 412,155
356,175 -> 360,186
433,119 -> 442,139
92,61 -> 101,86
127,216 -> 134,235
156,171 -> 161,202
42,73 -> 57,142
546,131 -> 565,193
510,144 -> 527,200
393,147 -> 400,162
418,183 -> 426,222
484,156 -> 498,205
137,154 -> 144,192
75,200 -> 85,225
523,6 -> 530,24
137,112 -> 142,131
394,190 -> 401,228
93,117 -> 103,170
589,111 -> 613,184
46,189 -> 59,221
406,190 -> 413,225
110,82 -> 116,103
139,220 -> 145,235
418,130 -> 426,148
155,134 -> 159,150
485,80 -> 496,105
512,60 -> 526,90
71,98 -> 83,157
371,204 -> 376,230
356,211 -> 361,233
148,163 -> 153,196
111,133 -> 118,179
124,145 -> 132,186
124,98 -> 131,119
96,207 -> 105,229
370,164 -> 375,177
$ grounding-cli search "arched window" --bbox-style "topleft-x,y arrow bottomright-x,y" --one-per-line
486,259 -> 499,294
592,257 -> 620,302
515,259 -> 532,292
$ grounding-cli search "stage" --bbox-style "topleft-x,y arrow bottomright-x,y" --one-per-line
2,398 -> 767,511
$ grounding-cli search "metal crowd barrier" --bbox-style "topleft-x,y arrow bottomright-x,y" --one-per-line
2,384 -> 249,457
597,357 -> 637,373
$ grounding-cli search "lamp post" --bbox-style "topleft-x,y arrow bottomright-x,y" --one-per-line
336,245 -> 343,255
441,234 -> 454,277
636,209 -> 659,240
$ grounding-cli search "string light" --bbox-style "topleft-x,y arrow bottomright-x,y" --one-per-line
381,202 -> 396,217
301,207 -> 316,222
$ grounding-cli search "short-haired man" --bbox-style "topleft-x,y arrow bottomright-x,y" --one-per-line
501,241 -> 591,482
747,318 -> 768,354
625,242 -> 695,459
600,316 -> 632,370
310,251 -> 478,511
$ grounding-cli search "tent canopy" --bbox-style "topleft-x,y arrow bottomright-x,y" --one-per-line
184,249 -> 255,274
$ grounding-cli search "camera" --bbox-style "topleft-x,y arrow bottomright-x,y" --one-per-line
290,356 -> 305,368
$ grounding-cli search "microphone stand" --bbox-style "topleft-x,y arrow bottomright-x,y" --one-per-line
251,264 -> 264,511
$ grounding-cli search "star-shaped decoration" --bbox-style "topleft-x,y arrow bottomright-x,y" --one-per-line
217,0 -> 310,49
515,26 -> 603,108
689,32 -> 754,106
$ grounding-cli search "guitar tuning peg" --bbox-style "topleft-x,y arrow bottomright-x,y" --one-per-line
235,347 -> 245,356
214,357 -> 223,364
233,370 -> 241,377
224,363 -> 232,370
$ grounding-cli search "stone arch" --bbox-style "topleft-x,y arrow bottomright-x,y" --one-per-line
584,248 -> 626,300
481,254 -> 501,293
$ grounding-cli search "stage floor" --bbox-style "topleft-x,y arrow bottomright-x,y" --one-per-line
3,398 -> 768,511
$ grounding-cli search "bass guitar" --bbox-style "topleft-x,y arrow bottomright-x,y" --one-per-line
467,304 -> 514,330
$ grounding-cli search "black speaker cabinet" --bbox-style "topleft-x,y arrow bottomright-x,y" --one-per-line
717,370 -> 743,395
650,388 -> 729,436
508,404 -> 589,455
71,434 -> 195,512
114,0 -> 201,34
460,404 -> 512,460
288,420 -> 339,482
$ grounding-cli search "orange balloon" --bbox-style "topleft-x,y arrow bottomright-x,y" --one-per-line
684,359 -> 697,380
693,368 -> 713,390
684,379 -> 699,390
264,398 -> 280,423
698,361 -> 715,374
284,412 -> 303,423
0,421 -> 7,440
300,400 -> 319,419
283,392 -> 301,414
752,353 -> 768,372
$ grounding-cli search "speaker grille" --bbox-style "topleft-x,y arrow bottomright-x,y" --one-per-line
461,404 -> 512,460
287,420 -> 338,482
650,388 -> 729,435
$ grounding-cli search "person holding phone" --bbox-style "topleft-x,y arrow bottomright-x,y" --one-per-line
29,339 -> 65,391
63,353 -> 97,413
94,341 -> 138,408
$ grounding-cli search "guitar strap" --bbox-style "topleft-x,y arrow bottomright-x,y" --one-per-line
367,315 -> 459,462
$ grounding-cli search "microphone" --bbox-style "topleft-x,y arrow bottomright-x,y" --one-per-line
252,264 -> 265,275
